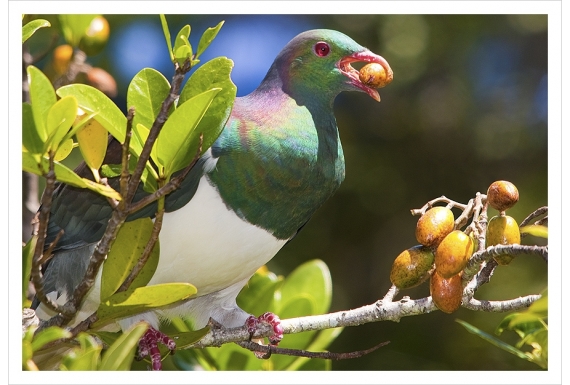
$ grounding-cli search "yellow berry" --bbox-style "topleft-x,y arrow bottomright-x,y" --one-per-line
487,215 -> 521,265
52,44 -> 73,75
359,63 -> 393,88
79,16 -> 110,56
430,271 -> 463,314
415,206 -> 455,248
435,230 -> 474,278
390,245 -> 434,289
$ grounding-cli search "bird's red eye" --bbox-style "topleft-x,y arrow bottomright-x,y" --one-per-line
314,42 -> 330,57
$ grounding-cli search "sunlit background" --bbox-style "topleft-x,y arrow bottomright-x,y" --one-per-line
25,14 -> 548,371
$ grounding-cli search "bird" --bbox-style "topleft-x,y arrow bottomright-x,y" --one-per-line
31,28 -> 393,370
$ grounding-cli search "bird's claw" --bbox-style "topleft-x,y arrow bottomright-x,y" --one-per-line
137,327 -> 176,371
246,311 -> 284,356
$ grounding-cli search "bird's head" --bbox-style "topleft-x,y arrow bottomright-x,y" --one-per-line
268,29 -> 393,104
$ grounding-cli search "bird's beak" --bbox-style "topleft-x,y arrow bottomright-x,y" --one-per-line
338,50 -> 393,102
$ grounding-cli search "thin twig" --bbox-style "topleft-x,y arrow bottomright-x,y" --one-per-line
236,340 -> 390,360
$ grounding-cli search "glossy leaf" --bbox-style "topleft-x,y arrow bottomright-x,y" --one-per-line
96,283 -> 197,324
173,25 -> 192,65
156,88 -> 221,177
45,95 -> 78,153
76,118 -> 108,173
101,218 -> 159,300
196,21 -> 224,59
178,57 -> 236,152
57,84 -> 126,142
31,326 -> 72,352
132,123 -> 160,192
278,259 -> 332,316
100,322 -> 148,370
22,19 -> 51,43
59,14 -> 97,46
22,102 -> 43,154
27,65 -> 57,141
127,68 -> 171,137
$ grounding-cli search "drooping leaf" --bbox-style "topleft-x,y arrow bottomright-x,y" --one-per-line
76,118 -> 108,174
99,322 -> 149,370
23,152 -> 121,200
45,95 -> 78,153
456,319 -> 531,361
101,217 -> 159,300
31,326 -> 72,352
178,57 -> 236,152
127,68 -> 171,136
96,283 -> 197,324
22,19 -> 51,43
196,21 -> 224,59
27,65 -> 57,141
22,102 -> 43,154
59,14 -> 97,47
156,88 -> 221,177
22,236 -> 37,305
57,84 -> 126,142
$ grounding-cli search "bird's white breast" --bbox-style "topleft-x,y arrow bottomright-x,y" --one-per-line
149,175 -> 288,296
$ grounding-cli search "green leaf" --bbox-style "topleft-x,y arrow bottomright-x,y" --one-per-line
53,139 -> 75,161
131,123 -> 160,192
22,236 -> 37,305
31,326 -> 72,352
127,68 -> 171,137
101,218 -> 159,300
22,102 -> 43,154
60,333 -> 102,370
156,88 -> 221,177
59,14 -> 97,47
178,57 -> 236,153
100,322 -> 149,370
27,66 -> 57,142
456,319 -> 531,361
159,14 -> 174,62
96,283 -> 197,324
236,268 -> 282,316
45,95 -> 78,153
57,84 -> 126,143
278,259 -> 332,316
196,21 -> 224,59
22,19 -> 51,43
75,117 -> 109,173
22,152 -> 122,200
173,25 -> 192,65
162,326 -> 211,351
520,225 -> 548,238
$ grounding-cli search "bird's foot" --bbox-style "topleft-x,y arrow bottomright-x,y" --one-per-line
246,312 -> 283,358
137,327 -> 176,371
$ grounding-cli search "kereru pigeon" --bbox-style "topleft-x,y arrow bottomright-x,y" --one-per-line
31,29 -> 392,370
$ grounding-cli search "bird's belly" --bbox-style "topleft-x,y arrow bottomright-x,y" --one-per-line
148,176 -> 288,296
